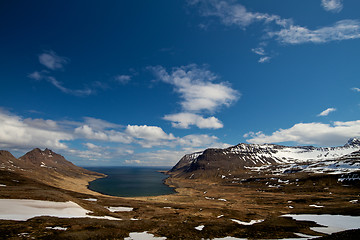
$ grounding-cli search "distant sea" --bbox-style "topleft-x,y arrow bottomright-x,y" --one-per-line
85,167 -> 175,197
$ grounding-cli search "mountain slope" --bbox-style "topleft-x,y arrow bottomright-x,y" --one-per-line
0,148 -> 105,194
169,138 -> 360,179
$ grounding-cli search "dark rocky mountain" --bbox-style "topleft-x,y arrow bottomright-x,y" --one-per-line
169,138 -> 360,179
0,148 -> 104,191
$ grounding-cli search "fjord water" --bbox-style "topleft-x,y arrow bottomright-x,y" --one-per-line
86,167 -> 175,197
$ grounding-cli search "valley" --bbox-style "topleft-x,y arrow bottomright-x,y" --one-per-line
0,140 -> 359,239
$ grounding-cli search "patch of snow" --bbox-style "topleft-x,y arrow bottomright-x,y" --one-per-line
205,197 -> 214,200
106,206 -> 133,212
231,219 -> 264,225
349,200 -> 358,204
217,215 -> 224,218
282,214 -> 360,235
124,231 -> 166,240
83,198 -> 97,202
195,225 -> 204,231
309,204 -> 324,208
46,226 -> 67,231
288,206 -> 294,209
163,207 -> 172,209
0,199 -> 121,221
0,184 -> 6,187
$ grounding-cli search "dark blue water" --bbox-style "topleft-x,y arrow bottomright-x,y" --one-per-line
86,167 -> 175,197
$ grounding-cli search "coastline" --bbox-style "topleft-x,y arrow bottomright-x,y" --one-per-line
85,167 -> 176,199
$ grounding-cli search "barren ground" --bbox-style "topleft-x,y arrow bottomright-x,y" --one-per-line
0,169 -> 359,239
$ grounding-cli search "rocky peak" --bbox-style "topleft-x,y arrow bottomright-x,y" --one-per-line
347,138 -> 360,146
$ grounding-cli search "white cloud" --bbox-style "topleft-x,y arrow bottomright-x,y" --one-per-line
28,71 -> 45,81
0,109 -> 231,165
163,112 -> 223,129
318,107 -> 336,116
74,125 -> 108,141
114,75 -> 131,84
190,0 -> 360,63
127,149 -> 186,166
321,0 -> 343,13
0,109 -> 72,150
38,50 -> 69,70
258,56 -> 271,63
74,124 -> 132,143
244,120 -> 360,146
28,71 -> 93,97
47,77 -> 93,96
125,125 -> 175,141
251,47 -> 266,56
83,117 -> 122,131
150,64 -> 239,129
352,87 -> 360,92
150,64 -> 240,113
271,20 -> 360,44
189,0 -> 291,28
176,134 -> 219,147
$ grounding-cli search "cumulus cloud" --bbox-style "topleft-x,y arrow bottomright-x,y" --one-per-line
150,64 -> 239,113
0,109 -> 72,150
163,112 -> 223,129
177,134 -> 219,147
244,120 -> 360,146
318,107 -> 336,116
125,137 -> 231,166
321,0 -> 343,13
74,124 -> 133,143
38,50 -> 69,70
125,125 -> 175,141
270,20 -> 360,44
149,64 -> 239,129
0,109 -> 231,165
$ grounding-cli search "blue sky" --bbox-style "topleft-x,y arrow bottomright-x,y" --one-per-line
0,0 -> 359,166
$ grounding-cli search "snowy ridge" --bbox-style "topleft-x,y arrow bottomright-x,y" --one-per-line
220,138 -> 360,165
224,139 -> 360,164
170,138 -> 360,176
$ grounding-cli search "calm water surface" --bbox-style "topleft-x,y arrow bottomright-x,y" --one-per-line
86,167 -> 175,197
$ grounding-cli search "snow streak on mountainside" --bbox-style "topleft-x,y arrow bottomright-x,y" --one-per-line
169,138 -> 360,178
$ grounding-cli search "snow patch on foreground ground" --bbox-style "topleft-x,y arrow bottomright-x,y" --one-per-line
106,206 -> 133,212
231,219 -> 264,225
283,214 -> 360,235
0,199 -> 121,221
46,226 -> 68,231
124,231 -> 166,240
195,225 -> 204,231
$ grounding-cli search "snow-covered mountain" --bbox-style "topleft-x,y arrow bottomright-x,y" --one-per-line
169,138 -> 360,178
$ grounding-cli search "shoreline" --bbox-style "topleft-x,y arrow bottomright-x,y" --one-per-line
85,168 -> 177,199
